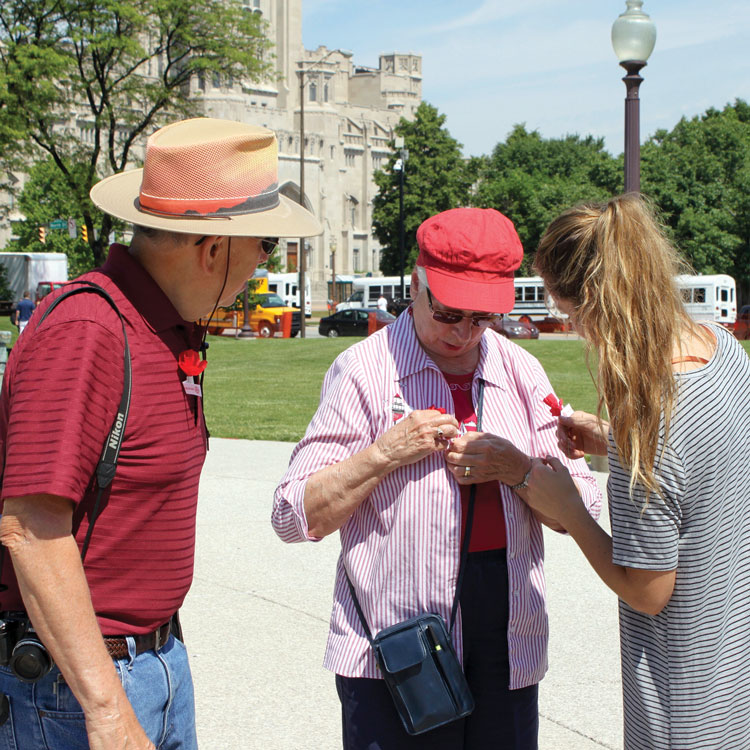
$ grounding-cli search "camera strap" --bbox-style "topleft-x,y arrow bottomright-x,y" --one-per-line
0,281 -> 131,580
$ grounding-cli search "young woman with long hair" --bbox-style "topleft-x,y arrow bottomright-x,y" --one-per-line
522,193 -> 750,749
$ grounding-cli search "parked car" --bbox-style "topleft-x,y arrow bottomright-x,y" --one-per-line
490,315 -> 539,339
318,308 -> 395,337
735,305 -> 750,340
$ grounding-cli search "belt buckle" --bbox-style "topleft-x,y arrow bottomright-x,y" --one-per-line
154,621 -> 169,652
154,625 -> 163,651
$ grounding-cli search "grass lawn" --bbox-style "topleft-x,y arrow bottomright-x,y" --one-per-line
3,319 -> 749,444
202,335 -> 601,442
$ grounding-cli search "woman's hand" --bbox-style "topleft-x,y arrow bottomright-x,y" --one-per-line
557,411 -> 609,459
444,432 -> 531,487
522,456 -> 583,528
375,409 -> 460,469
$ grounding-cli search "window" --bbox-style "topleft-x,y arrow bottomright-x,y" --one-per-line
353,248 -> 361,272
720,288 -> 729,302
536,286 -> 545,300
309,81 -> 317,102
324,83 -> 329,102
693,287 -> 706,303
515,288 -> 523,302
524,287 -> 535,302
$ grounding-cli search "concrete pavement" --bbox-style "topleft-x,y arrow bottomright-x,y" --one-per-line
182,438 -> 622,750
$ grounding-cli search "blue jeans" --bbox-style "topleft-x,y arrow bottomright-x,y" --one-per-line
0,634 -> 197,749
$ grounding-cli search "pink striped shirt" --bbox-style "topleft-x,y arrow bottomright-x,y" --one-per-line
272,310 -> 601,689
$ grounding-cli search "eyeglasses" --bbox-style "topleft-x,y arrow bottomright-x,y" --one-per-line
260,237 -> 279,259
426,288 -> 501,328
193,236 -> 279,259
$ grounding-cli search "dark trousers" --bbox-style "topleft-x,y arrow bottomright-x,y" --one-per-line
337,550 -> 539,750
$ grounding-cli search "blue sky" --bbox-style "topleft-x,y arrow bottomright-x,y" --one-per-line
302,0 -> 750,157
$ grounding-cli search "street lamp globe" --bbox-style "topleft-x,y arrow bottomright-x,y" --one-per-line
611,0 -> 656,63
612,0 -> 656,194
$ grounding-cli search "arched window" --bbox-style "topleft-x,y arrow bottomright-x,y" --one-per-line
309,81 -> 317,102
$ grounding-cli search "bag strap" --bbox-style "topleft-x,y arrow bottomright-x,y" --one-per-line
344,378 -> 486,642
34,281 -> 132,561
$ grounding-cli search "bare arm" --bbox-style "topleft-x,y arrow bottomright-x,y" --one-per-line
304,409 -> 459,538
523,458 -> 676,615
0,495 -> 155,750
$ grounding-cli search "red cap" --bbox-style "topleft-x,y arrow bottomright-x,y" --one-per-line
416,207 -> 523,313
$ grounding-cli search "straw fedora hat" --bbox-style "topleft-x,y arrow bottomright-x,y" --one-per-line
90,118 -> 322,238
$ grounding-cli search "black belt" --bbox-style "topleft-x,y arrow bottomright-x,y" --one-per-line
103,620 -> 171,661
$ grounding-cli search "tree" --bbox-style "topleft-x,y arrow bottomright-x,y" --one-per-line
0,0 -> 272,266
474,125 -> 620,273
5,158 -> 99,278
372,102 -> 473,277
641,100 -> 750,300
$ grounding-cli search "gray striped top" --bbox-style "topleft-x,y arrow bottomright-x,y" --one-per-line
608,325 -> 750,750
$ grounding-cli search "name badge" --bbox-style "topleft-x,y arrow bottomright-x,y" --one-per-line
183,375 -> 202,398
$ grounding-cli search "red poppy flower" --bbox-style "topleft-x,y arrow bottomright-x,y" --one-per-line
179,349 -> 207,377
543,393 -> 563,417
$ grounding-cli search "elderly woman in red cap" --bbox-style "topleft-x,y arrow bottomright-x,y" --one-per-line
273,207 -> 601,750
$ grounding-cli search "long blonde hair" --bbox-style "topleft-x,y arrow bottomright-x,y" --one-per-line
534,194 -> 694,499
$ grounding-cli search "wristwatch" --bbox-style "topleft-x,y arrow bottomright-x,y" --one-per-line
508,463 -> 533,492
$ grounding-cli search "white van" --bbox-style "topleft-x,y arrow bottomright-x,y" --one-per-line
676,274 -> 736,325
336,276 -> 411,312
267,272 -> 312,317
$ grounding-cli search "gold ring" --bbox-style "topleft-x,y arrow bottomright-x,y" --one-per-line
464,466 -> 471,478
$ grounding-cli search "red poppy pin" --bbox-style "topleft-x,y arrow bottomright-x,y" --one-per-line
544,393 -> 574,418
179,350 -> 207,377
543,393 -> 563,417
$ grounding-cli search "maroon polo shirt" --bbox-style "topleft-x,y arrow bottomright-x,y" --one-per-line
0,245 -> 208,635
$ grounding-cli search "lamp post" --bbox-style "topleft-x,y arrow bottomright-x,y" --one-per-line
238,281 -> 253,338
329,238 -> 337,310
612,0 -> 657,194
393,136 -> 408,300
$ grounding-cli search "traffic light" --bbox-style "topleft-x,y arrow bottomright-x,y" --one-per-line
39,227 -> 46,244
81,225 -> 88,243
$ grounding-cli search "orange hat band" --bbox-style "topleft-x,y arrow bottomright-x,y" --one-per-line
138,183 -> 280,218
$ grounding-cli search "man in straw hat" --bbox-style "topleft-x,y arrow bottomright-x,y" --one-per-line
273,207 -> 601,749
0,118 -> 321,749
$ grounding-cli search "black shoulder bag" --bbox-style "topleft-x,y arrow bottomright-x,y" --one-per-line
343,379 -> 485,736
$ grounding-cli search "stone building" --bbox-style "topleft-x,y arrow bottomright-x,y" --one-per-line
0,0 -> 422,307
193,0 -> 422,304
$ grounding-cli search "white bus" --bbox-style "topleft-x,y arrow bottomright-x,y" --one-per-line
510,277 -> 549,320
267,272 -> 312,317
336,276 -> 411,311
508,274 -> 737,326
677,274 -> 736,325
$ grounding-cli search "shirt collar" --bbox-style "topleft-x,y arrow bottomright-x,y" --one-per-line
99,244 -> 189,334
388,307 -> 507,392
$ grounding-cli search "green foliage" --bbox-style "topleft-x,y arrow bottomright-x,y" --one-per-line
473,125 -> 620,273
372,102 -> 473,277
0,263 -> 13,301
0,0 -> 272,264
641,100 -> 750,298
5,158 -> 102,277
